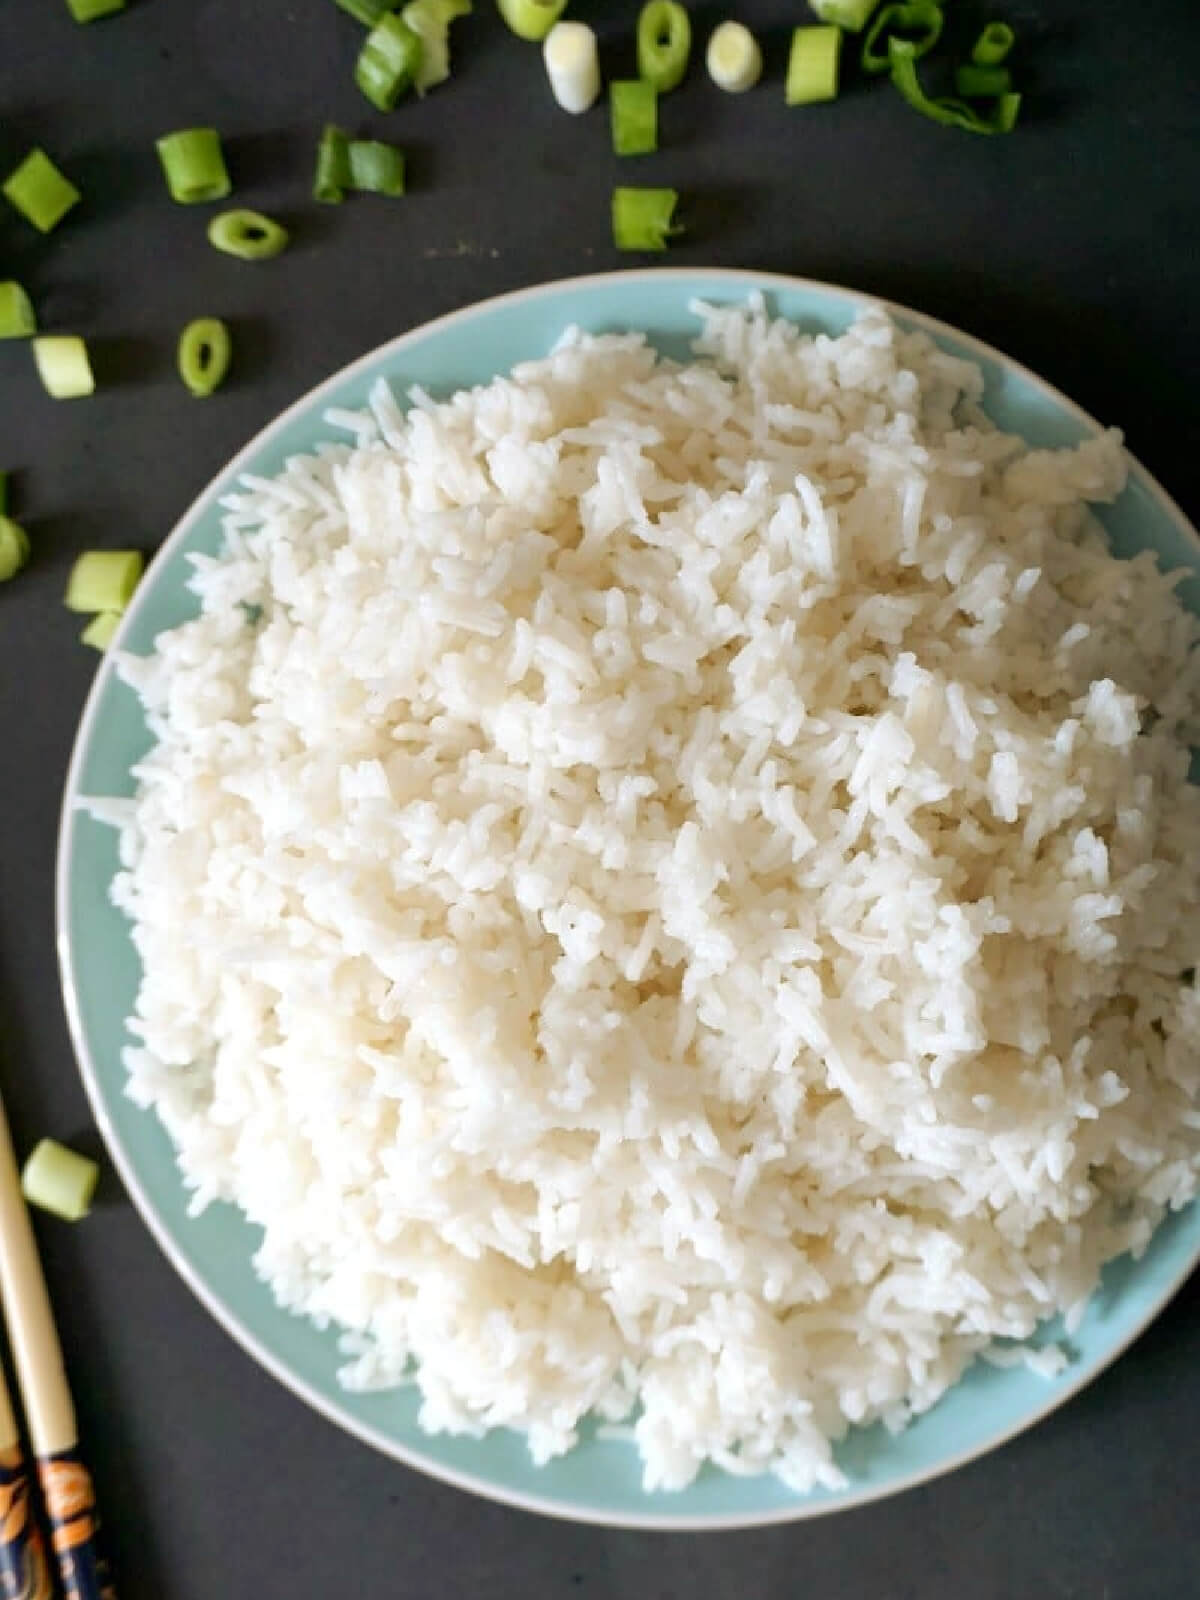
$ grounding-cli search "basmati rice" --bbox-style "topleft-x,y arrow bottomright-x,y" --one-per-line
96,299 -> 1200,1491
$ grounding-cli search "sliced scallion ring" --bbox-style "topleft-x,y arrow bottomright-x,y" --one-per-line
807,0 -> 880,28
497,0 -> 567,42
786,25 -> 841,105
33,335 -> 95,399
2,149 -> 81,233
0,281 -> 36,339
155,128 -> 232,204
637,1 -> 692,94
66,0 -> 126,19
80,612 -> 123,651
612,186 -> 682,252
64,549 -> 144,614
706,21 -> 762,94
334,0 -> 393,22
178,318 -> 232,397
20,1140 -> 100,1221
314,125 -> 352,203
348,141 -> 406,195
543,21 -> 601,113
972,21 -> 1015,66
356,13 -> 424,109
207,209 -> 290,261
401,0 -> 472,95
0,518 -> 30,582
954,64 -> 1013,98
610,80 -> 658,156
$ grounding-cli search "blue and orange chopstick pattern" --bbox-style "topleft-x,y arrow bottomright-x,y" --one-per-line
38,1447 -> 116,1600
0,1440 -> 53,1600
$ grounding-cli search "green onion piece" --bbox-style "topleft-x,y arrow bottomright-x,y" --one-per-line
807,0 -> 881,30
0,518 -> 30,583
610,80 -> 658,156
356,13 -> 424,109
889,39 -> 1020,133
0,282 -> 36,339
497,0 -> 567,42
2,150 -> 81,234
348,140 -> 407,195
314,125 -> 352,203
335,0 -> 393,23
80,611 -> 123,651
861,2 -> 943,76
612,186 -> 681,252
637,1 -> 692,94
20,1140 -> 100,1223
401,0 -> 472,95
66,0 -> 125,19
786,25 -> 841,106
543,21 -> 601,113
64,549 -> 143,614
954,63 -> 1012,98
706,21 -> 762,93
178,318 -> 232,397
33,336 -> 95,399
972,21 -> 1015,66
155,128 -> 232,204
207,209 -> 289,261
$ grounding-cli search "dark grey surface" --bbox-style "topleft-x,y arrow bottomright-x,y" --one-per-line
2,2 -> 1199,1595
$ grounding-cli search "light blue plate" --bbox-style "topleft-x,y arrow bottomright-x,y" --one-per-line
57,270 -> 1200,1528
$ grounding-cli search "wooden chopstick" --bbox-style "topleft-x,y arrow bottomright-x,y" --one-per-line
0,1367 -> 53,1600
0,1094 -> 115,1600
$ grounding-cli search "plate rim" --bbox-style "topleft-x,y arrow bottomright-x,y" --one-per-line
55,265 -> 1200,1531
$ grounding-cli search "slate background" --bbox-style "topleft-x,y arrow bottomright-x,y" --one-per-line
1,2 -> 1198,1595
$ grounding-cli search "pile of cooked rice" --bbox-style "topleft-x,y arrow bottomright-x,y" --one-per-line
100,298 -> 1200,1492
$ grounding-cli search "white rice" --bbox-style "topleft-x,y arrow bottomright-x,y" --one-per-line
98,298 -> 1200,1492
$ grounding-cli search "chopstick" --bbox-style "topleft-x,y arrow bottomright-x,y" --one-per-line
0,1370 -> 53,1600
0,1094 -> 115,1600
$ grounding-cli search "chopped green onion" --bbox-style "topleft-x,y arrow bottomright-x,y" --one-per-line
33,336 -> 94,399
80,611 -> 123,651
349,141 -> 406,195
861,2 -> 942,75
807,0 -> 880,30
543,21 -> 601,113
0,282 -> 36,340
954,63 -> 1012,98
786,25 -> 841,106
497,0 -> 567,41
314,125 -> 352,203
64,550 -> 144,614
356,13 -> 424,109
2,150 -> 81,234
0,519 -> 30,583
637,2 -> 691,94
334,0 -> 393,22
612,186 -> 681,252
178,318 -> 232,397
20,1140 -> 100,1223
401,0 -> 472,94
66,0 -> 125,18
207,209 -> 289,261
705,21 -> 762,93
889,38 -> 1020,133
972,21 -> 1015,66
155,128 -> 232,204
610,81 -> 658,156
